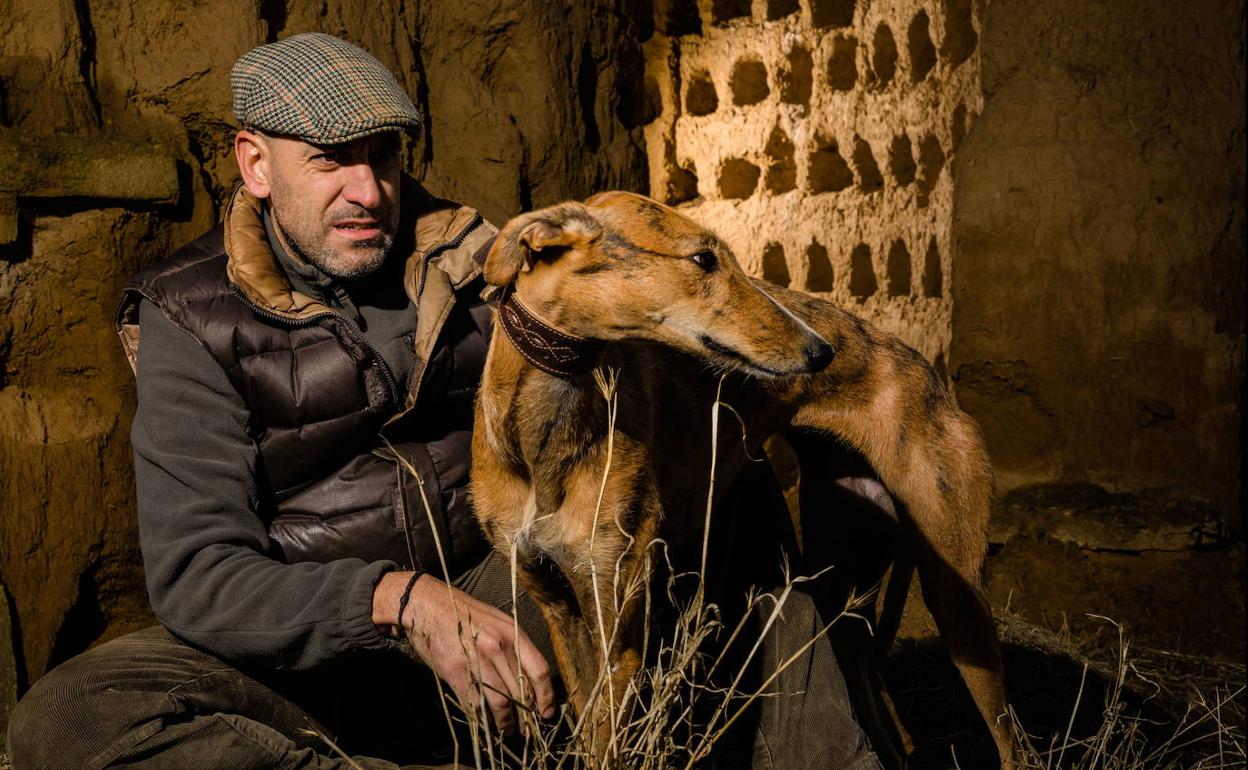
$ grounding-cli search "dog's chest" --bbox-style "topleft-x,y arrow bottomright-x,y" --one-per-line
507,391 -> 657,556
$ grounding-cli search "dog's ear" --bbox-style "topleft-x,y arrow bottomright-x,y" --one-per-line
483,203 -> 601,286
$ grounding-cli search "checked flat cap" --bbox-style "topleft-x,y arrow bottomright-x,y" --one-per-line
232,33 -> 421,145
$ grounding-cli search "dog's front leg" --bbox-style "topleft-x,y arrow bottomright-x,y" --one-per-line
554,544 -> 647,762
505,556 -> 597,714
508,542 -> 642,764
551,492 -> 659,764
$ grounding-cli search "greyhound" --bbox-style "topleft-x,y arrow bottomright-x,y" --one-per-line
468,191 -> 1013,767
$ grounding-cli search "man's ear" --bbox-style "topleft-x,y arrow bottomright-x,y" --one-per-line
235,130 -> 273,199
483,202 -> 601,287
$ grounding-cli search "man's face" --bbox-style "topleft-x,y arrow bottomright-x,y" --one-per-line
244,131 -> 402,280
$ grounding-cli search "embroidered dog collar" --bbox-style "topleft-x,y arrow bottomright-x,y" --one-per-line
496,287 -> 604,378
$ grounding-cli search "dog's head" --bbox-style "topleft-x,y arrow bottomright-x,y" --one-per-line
484,191 -> 832,378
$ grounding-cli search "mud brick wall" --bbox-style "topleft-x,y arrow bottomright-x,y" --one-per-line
635,0 -> 1244,665
640,0 -> 1244,525
641,0 -> 982,369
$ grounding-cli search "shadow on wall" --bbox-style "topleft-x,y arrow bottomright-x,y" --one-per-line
948,0 -> 1245,528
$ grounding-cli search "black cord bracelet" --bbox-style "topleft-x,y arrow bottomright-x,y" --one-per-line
395,569 -> 424,634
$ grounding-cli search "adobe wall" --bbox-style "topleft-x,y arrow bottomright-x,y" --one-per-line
637,0 -> 1244,664
636,0 -> 1244,533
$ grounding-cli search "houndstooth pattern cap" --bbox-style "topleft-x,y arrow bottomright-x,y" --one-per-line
231,33 -> 422,145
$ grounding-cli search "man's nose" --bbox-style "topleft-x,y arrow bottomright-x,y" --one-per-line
342,162 -> 384,210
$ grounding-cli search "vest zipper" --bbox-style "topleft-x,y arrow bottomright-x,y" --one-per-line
229,285 -> 402,406
391,462 -> 421,571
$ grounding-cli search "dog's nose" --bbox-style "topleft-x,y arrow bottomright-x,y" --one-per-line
804,339 -> 834,373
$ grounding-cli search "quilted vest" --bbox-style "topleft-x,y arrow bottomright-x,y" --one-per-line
117,179 -> 498,577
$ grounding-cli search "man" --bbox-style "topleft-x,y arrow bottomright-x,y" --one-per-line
7,33 -> 884,769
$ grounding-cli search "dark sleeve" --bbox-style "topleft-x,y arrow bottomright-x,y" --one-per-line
131,300 -> 398,671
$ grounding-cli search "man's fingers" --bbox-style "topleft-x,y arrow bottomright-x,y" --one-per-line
475,658 -> 517,734
481,617 -> 555,721
474,622 -> 555,731
486,635 -> 527,707
513,631 -> 556,718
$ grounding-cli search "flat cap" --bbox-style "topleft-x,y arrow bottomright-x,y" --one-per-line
231,33 -> 421,145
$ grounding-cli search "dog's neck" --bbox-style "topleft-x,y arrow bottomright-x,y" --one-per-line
481,298 -> 612,518
495,286 -> 605,378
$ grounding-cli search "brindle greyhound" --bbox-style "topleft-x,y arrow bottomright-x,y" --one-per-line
469,191 -> 1014,767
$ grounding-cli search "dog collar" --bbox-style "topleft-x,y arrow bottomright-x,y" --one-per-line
496,287 -> 605,378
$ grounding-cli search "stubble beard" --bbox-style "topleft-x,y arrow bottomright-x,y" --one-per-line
269,175 -> 396,281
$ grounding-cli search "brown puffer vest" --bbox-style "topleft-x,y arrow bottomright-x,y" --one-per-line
117,179 -> 498,578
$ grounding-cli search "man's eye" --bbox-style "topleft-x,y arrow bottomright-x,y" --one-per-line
690,250 -> 717,272
312,152 -> 340,164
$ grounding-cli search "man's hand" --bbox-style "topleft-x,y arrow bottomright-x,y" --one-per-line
373,571 -> 556,733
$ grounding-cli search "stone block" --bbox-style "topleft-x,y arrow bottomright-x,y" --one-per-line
0,130 -> 179,205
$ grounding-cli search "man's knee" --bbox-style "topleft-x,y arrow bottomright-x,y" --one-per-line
7,653 -> 106,769
6,626 -> 216,769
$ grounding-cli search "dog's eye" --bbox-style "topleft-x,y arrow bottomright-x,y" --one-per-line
690,250 -> 717,272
